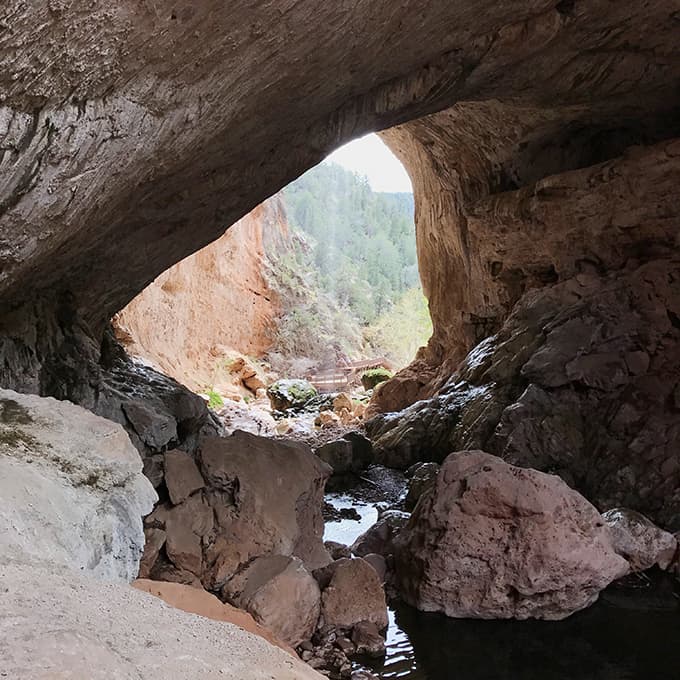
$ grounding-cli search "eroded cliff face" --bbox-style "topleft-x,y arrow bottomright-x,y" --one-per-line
113,198 -> 288,392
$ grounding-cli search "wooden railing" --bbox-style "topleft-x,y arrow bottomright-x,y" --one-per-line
307,357 -> 392,393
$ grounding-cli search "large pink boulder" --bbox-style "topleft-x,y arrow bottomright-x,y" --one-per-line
394,451 -> 629,620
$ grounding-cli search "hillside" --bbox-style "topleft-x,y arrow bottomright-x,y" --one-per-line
266,162 -> 431,371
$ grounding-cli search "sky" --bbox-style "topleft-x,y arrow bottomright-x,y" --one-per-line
324,133 -> 413,193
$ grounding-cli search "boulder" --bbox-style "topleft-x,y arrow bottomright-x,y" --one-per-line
122,400 -> 178,451
351,621 -> 386,658
602,508 -> 678,572
267,379 -> 318,412
404,462 -> 439,510
361,369 -> 393,391
1,559 -> 322,680
362,554 -> 387,583
0,389 -> 156,581
164,449 -> 204,505
316,410 -> 341,428
217,400 -> 276,437
333,393 -> 353,414
144,431 -> 331,589
223,555 -> 321,647
351,511 -> 410,558
325,541 -> 352,560
133,579 -> 295,656
394,451 -> 629,620
319,558 -> 388,631
316,432 -> 372,475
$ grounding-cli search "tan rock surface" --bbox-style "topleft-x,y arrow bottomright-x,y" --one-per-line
114,200 -> 288,391
133,578 -> 296,656
319,558 -> 388,631
394,451 -> 629,620
0,559 -> 322,680
223,555 -> 321,647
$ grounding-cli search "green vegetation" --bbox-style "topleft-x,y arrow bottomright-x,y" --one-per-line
284,163 -> 417,324
206,389 -> 224,410
361,367 -> 394,390
268,161 -> 432,370
364,287 -> 433,368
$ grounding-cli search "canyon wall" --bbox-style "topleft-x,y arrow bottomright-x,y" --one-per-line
113,198 -> 288,391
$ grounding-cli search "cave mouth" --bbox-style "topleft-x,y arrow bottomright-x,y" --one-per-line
112,132 -> 432,405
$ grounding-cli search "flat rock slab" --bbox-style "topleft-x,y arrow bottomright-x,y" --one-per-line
0,559 -> 322,680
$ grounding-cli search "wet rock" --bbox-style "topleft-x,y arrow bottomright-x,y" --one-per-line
0,389 -> 156,582
268,379 -> 318,412
404,462 -> 439,510
164,449 -> 204,505
351,620 -> 386,657
323,502 -> 362,523
603,508 -> 678,572
351,511 -> 410,558
319,558 -> 388,631
395,451 -> 629,620
352,672 -> 380,680
316,432 -> 372,475
223,554 -> 321,647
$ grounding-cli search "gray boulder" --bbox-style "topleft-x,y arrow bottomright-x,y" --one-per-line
0,389 -> 156,581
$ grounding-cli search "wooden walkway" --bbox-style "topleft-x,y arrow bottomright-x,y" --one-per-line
307,357 -> 392,393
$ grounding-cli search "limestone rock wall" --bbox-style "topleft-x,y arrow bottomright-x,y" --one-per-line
113,198 -> 289,391
0,389 -> 157,581
377,108 -> 680,411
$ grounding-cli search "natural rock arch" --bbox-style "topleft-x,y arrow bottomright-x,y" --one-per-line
1,1 -> 679,422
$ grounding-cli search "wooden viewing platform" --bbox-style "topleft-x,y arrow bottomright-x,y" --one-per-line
307,357 -> 393,393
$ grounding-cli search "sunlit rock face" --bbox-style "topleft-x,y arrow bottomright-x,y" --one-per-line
112,198 -> 290,391
378,108 -> 680,411
367,258 -> 680,528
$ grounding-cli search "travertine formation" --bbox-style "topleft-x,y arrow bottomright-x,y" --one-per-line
368,259 -> 680,528
0,389 -> 156,581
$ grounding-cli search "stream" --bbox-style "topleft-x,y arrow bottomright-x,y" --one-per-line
323,480 -> 680,680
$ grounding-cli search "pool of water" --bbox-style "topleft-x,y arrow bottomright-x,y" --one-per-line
324,492 -> 680,680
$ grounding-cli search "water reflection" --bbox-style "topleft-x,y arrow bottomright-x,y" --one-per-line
366,582 -> 680,680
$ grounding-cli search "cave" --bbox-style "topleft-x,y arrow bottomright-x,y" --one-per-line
1,2 -> 679,678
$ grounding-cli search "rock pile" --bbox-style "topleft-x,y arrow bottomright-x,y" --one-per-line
141,431 -> 332,590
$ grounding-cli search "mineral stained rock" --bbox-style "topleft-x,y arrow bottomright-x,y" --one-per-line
394,451 -> 629,620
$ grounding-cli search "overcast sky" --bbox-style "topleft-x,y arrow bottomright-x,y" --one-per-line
324,133 -> 413,193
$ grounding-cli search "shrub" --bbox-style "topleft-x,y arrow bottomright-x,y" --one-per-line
361,367 -> 393,390
206,388 -> 224,410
